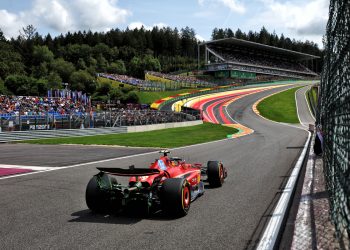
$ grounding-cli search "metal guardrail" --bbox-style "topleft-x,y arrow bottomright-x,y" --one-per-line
306,88 -> 317,116
0,127 -> 128,143
318,0 -> 350,243
0,110 -> 198,132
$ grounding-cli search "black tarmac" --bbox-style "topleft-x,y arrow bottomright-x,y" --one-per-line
0,84 -> 310,250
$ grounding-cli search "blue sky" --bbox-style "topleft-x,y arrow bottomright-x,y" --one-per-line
0,0 -> 329,46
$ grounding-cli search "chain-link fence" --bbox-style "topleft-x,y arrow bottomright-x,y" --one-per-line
0,110 -> 198,132
318,0 -> 350,243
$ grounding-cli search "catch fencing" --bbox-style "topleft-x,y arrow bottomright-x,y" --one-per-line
0,110 -> 198,132
318,0 -> 350,243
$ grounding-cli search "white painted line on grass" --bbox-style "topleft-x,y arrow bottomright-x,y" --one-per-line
256,131 -> 311,250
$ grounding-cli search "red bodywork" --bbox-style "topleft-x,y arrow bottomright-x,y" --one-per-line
128,155 -> 201,187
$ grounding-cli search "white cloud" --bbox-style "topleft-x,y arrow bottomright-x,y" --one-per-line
128,22 -> 167,30
197,0 -> 245,14
198,0 -> 205,5
0,10 -> 26,38
195,34 -> 207,41
71,0 -> 130,31
252,0 -> 329,45
31,0 -> 72,32
0,0 -> 131,38
218,0 -> 245,14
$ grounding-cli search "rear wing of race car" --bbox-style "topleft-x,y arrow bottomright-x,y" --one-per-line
97,167 -> 160,176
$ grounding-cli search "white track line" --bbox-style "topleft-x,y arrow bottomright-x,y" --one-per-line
0,164 -> 55,171
295,87 -> 307,128
257,131 -> 311,250
304,86 -> 316,121
252,86 -> 309,132
254,84 -> 312,249
295,88 -> 304,126
0,84 -> 308,181
0,137 -> 232,181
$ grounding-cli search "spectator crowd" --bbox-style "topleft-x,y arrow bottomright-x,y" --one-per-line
0,95 -> 197,131
98,73 -> 148,87
99,108 -> 195,126
146,71 -> 215,87
0,95 -> 89,117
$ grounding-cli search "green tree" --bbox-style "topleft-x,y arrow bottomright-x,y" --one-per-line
31,62 -> 49,79
36,78 -> 48,95
4,75 -> 38,95
51,58 -> 75,82
96,54 -> 108,72
77,58 -> 87,70
0,28 -> 6,42
0,42 -> 25,79
258,26 -> 270,45
93,43 -> 111,61
32,45 -> 54,65
143,55 -> 161,71
69,70 -> 96,94
46,72 -> 62,89
19,24 -> 37,41
96,81 -> 111,96
129,56 -> 143,78
107,60 -> 126,74
123,91 -> 139,104
0,78 -> 10,94
110,87 -> 123,101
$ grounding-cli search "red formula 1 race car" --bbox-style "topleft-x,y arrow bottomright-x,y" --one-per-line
86,150 -> 227,217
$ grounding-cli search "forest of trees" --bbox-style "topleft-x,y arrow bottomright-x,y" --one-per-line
0,25 -> 322,100
211,27 -> 322,57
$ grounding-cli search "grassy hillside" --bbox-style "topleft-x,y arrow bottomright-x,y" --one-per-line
137,89 -> 197,104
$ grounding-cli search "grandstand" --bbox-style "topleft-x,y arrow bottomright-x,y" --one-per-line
200,38 -> 319,79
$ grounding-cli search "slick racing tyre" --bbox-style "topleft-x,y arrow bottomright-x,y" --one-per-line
86,174 -> 117,213
162,178 -> 191,217
207,161 -> 225,188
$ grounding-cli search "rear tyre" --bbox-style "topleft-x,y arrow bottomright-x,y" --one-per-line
86,174 -> 116,213
162,178 -> 191,217
207,161 -> 224,188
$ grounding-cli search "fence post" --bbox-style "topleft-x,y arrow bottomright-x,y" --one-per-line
110,111 -> 112,127
69,113 -> 72,129
19,112 -> 22,131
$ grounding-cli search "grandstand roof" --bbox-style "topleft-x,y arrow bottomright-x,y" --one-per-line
201,38 -> 320,61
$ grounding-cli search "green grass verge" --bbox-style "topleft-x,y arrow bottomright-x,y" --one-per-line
311,87 -> 318,104
257,86 -> 303,123
136,89 -> 197,104
22,123 -> 238,148
97,77 -> 135,90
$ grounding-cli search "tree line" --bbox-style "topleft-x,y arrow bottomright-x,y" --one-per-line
0,25 -> 322,100
211,27 -> 322,57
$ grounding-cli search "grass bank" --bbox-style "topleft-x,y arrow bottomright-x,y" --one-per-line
257,86 -> 303,123
137,89 -> 197,104
22,123 -> 238,148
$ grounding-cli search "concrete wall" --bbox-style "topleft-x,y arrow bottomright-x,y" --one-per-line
126,120 -> 203,133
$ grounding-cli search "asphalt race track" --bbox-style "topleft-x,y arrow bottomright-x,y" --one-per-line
0,84 -> 311,249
